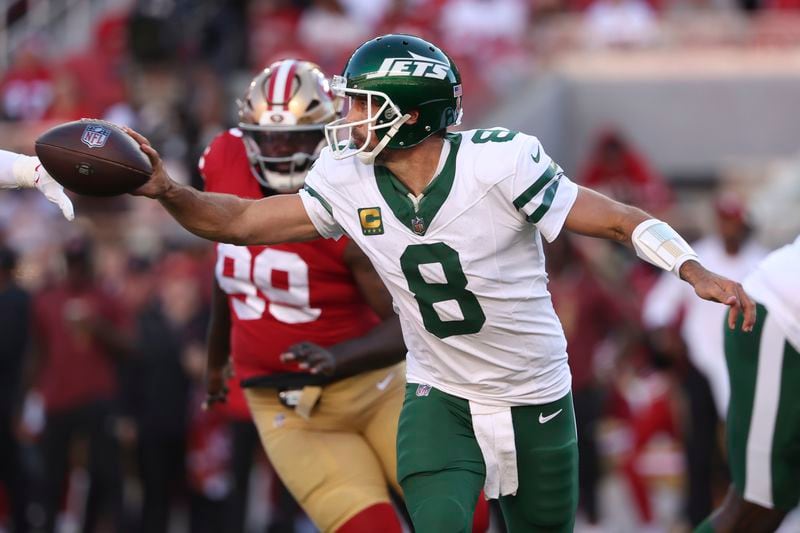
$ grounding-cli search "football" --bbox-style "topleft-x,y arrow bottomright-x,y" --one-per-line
35,119 -> 152,196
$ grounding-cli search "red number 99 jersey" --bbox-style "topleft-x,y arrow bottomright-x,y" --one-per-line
199,129 -> 380,382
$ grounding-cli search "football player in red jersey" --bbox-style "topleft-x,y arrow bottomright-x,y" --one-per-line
199,59 -> 408,533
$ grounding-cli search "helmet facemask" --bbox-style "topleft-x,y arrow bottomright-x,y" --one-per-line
324,75 -> 411,164
237,59 -> 337,192
240,123 -> 326,192
324,35 -> 463,165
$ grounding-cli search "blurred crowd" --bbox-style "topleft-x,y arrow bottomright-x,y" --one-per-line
1,1 -> 800,532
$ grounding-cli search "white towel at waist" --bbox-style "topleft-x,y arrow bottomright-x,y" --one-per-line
469,400 -> 519,499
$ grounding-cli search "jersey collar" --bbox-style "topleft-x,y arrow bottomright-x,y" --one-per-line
374,133 -> 462,236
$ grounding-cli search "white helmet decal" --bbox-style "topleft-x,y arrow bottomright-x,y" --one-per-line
366,52 -> 450,80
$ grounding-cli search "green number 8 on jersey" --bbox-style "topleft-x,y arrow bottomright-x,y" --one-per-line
400,242 -> 486,339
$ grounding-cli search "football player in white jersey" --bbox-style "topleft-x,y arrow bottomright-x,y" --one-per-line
125,34 -> 756,533
696,235 -> 800,533
0,148 -> 74,220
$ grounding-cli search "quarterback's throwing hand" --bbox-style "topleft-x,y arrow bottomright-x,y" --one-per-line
680,260 -> 757,332
281,342 -> 337,376
123,127 -> 173,199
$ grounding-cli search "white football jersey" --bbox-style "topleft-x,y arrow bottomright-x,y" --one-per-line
299,128 -> 578,406
744,235 -> 800,352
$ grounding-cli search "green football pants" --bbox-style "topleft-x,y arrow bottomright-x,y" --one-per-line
397,384 -> 578,532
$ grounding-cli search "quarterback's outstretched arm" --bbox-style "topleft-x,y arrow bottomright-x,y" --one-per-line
126,128 -> 319,245
0,149 -> 74,220
563,185 -> 650,243
564,185 -> 757,331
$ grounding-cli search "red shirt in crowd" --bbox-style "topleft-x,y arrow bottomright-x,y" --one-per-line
0,61 -> 54,121
550,266 -> 623,390
33,283 -> 126,413
579,131 -> 672,213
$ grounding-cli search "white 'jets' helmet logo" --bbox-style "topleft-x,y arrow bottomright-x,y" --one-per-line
366,52 -> 449,80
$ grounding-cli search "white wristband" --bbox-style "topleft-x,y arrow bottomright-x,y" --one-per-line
631,219 -> 699,276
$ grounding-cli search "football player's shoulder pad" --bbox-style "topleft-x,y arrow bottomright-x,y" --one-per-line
465,127 -> 533,186
314,144 -> 363,186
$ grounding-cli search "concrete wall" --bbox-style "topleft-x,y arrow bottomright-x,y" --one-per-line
480,50 -> 800,179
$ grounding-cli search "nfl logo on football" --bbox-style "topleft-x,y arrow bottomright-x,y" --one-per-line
81,124 -> 111,148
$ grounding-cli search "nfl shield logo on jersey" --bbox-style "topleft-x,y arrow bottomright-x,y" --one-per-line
416,384 -> 432,397
81,124 -> 111,148
411,216 -> 426,235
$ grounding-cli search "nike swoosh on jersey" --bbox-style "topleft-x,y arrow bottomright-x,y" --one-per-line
538,408 -> 562,424
531,147 -> 541,163
376,372 -> 395,391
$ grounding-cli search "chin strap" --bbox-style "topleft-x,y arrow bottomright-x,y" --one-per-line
357,114 -> 411,164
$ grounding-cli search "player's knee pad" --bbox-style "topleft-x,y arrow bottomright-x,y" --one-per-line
412,496 -> 472,533
336,503 -> 401,533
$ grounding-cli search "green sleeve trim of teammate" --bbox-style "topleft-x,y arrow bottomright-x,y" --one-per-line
374,133 -> 461,236
303,184 -> 333,216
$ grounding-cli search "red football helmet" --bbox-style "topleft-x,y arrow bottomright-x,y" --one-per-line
237,59 -> 337,192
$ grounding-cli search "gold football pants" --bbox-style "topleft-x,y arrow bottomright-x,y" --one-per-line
245,363 -> 405,532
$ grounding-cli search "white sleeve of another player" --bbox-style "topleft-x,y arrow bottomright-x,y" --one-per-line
509,136 -> 578,243
642,270 -> 691,329
0,149 -> 37,189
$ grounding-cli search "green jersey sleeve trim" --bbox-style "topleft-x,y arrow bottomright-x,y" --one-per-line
303,184 -> 333,216
525,177 -> 561,224
512,161 -> 558,211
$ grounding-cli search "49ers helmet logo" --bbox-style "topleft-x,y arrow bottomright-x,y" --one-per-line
366,52 -> 449,80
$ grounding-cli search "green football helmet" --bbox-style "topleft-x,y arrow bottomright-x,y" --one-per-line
324,34 -> 463,163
